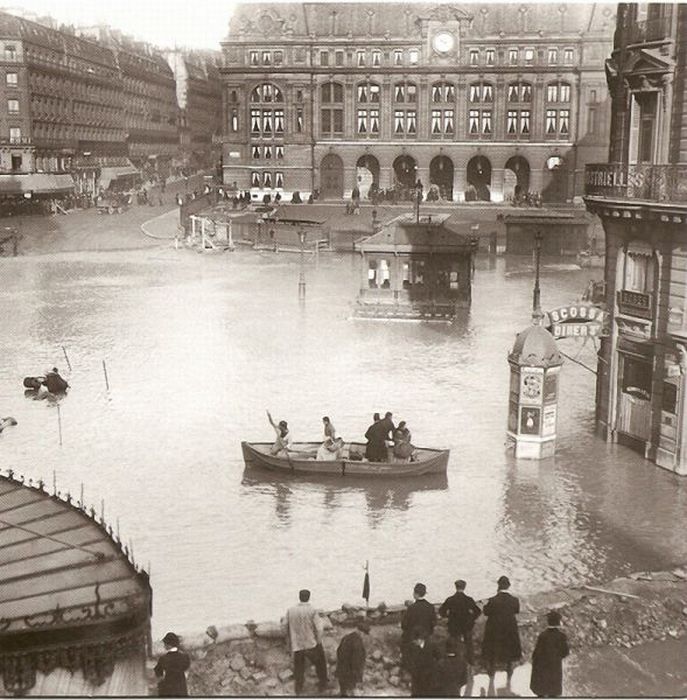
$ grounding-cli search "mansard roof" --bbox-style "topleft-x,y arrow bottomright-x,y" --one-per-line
226,2 -> 614,42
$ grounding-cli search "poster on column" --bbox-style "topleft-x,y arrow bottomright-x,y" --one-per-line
542,405 -> 557,436
520,407 -> 541,435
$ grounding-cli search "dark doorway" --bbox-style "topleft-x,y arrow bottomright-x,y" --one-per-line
356,154 -> 380,199
505,156 -> 530,200
466,156 -> 492,201
393,155 -> 417,192
320,153 -> 344,199
429,155 -> 454,201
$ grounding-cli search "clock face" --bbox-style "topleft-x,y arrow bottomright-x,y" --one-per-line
433,31 -> 455,54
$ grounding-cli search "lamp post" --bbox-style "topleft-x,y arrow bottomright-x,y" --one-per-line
532,229 -> 544,324
298,228 -> 306,300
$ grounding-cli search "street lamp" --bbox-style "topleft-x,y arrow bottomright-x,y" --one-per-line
532,229 -> 544,323
298,228 -> 306,300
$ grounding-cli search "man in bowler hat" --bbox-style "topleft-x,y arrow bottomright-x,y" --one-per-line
530,610 -> 570,698
481,576 -> 521,683
154,632 -> 190,696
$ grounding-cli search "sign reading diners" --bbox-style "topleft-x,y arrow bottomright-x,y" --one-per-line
542,304 -> 606,338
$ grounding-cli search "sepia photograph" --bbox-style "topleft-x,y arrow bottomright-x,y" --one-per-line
0,0 -> 686,696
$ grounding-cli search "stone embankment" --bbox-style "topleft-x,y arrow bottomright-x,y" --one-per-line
148,566 -> 687,696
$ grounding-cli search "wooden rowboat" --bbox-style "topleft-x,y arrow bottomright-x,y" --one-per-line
241,441 -> 449,477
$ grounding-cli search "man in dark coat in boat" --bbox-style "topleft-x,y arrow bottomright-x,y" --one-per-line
154,632 -> 191,696
530,610 -> 570,698
401,583 -> 436,668
481,575 -> 521,683
364,413 -> 387,462
44,367 -> 68,394
335,619 -> 370,696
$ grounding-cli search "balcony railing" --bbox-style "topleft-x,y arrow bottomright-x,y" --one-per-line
617,289 -> 653,320
585,163 -> 687,203
625,16 -> 672,45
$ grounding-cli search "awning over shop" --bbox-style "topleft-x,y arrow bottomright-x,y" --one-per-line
0,173 -> 74,195
100,163 -> 140,189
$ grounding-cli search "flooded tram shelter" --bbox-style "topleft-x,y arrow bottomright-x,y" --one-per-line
354,213 -> 479,320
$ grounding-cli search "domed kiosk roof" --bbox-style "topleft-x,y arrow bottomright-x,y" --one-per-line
509,323 -> 563,368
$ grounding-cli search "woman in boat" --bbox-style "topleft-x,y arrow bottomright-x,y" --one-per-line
393,421 -> 415,462
316,416 -> 343,461
266,410 -> 292,457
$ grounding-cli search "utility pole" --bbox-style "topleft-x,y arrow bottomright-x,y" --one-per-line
532,229 -> 544,324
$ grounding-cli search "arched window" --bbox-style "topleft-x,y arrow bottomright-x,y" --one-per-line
321,81 -> 344,137
249,82 -> 285,137
469,81 -> 493,103
546,81 -> 571,103
356,81 -> 380,136
507,81 -> 532,103
431,81 -> 455,104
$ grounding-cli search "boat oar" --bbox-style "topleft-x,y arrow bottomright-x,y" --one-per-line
61,346 -> 72,372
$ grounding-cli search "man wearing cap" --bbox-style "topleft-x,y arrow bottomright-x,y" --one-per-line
439,579 -> 482,665
530,610 -> 570,698
482,575 -> 522,682
284,589 -> 328,695
154,632 -> 190,696
335,619 -> 370,696
401,583 -> 436,668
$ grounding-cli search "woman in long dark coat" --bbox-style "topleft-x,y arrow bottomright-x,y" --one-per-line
530,610 -> 570,697
481,575 -> 521,680
154,632 -> 190,697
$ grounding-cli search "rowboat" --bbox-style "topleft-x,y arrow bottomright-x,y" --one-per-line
241,441 -> 449,477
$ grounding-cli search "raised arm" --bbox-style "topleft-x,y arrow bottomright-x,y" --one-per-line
266,410 -> 279,435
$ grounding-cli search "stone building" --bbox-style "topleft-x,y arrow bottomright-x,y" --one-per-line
165,50 -> 223,173
584,3 -> 687,475
220,2 -> 614,203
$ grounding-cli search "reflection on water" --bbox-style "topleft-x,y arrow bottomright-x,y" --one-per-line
0,248 -> 685,637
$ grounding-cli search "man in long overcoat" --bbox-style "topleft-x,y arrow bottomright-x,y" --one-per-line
439,579 -> 481,665
406,627 -> 442,697
401,583 -> 436,668
530,610 -> 570,697
335,620 -> 369,696
481,575 -> 521,681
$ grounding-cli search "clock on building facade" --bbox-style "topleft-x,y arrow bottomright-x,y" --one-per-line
432,31 -> 455,54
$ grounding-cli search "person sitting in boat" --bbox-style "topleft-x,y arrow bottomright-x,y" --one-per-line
364,413 -> 388,462
393,421 -> 415,462
316,416 -> 344,461
44,367 -> 69,395
267,410 -> 292,457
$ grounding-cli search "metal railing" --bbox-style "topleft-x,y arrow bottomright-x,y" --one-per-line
585,163 -> 687,203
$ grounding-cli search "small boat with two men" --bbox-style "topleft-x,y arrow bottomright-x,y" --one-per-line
241,411 -> 450,478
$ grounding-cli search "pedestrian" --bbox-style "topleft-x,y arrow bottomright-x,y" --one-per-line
439,579 -> 481,665
335,619 -> 370,696
530,610 -> 569,698
481,575 -> 521,683
435,637 -> 468,697
284,589 -> 328,695
401,583 -> 436,668
154,632 -> 190,697
406,627 -> 441,697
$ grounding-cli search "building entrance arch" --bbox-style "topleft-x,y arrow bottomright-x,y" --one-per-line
466,156 -> 492,201
429,155 -> 454,201
356,155 -> 380,199
320,153 -> 344,199
393,155 -> 417,196
504,156 -> 530,201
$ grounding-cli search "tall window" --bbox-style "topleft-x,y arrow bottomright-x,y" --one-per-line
7,99 -> 19,113
563,48 -> 574,64
6,72 -> 17,86
508,48 -> 518,65
431,109 -> 454,137
507,109 -> 530,136
432,81 -> 455,103
230,108 -> 238,132
262,51 -> 271,66
546,109 -> 569,136
335,51 -> 345,67
394,82 -> 417,104
357,50 -> 366,67
524,47 -> 535,64
469,82 -> 493,103
372,50 -> 381,67
393,49 -> 403,66
548,47 -> 558,64
249,51 -> 259,66
485,48 -> 495,65
357,81 -> 380,135
409,49 -> 419,65
320,51 -> 329,66
547,81 -> 571,103
321,82 -> 344,137
9,126 -> 21,143
469,49 -> 479,66
394,109 -> 417,136
5,45 -> 16,61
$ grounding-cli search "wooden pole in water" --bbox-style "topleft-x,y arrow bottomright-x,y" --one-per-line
53,470 -> 57,495
102,360 -> 110,390
57,404 -> 63,446
116,518 -> 120,540
101,499 -> 105,522
62,346 -> 72,372
80,483 -> 84,508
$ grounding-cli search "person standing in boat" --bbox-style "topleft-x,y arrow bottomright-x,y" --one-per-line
364,413 -> 387,462
44,367 -> 69,394
267,410 -> 292,457
316,416 -> 343,461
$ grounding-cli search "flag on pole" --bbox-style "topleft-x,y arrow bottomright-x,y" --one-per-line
362,560 -> 370,606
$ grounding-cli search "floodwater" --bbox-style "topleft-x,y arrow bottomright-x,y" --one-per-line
1,246 -> 686,637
